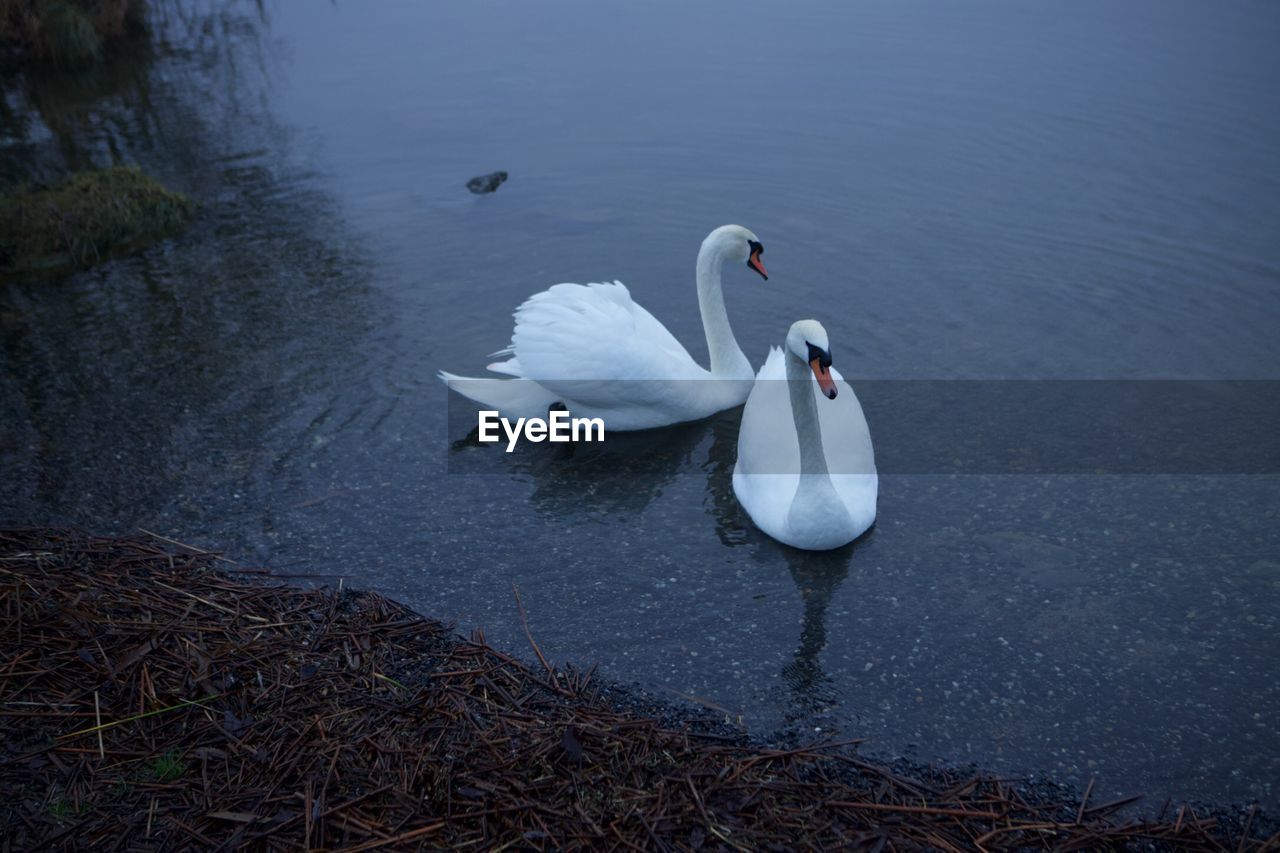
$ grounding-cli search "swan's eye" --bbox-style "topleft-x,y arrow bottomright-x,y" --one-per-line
748,240 -> 763,256
806,342 -> 832,369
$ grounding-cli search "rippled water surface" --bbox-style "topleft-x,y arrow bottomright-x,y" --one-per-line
3,0 -> 1278,808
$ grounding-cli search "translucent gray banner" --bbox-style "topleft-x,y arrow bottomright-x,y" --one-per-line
444,380 -> 1280,475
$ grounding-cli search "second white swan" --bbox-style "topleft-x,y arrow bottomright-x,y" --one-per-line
733,319 -> 877,550
439,224 -> 768,431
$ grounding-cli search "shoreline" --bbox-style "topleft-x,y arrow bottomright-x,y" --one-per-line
1,528 -> 1273,850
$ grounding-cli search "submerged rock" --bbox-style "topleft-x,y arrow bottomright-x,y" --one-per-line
466,170 -> 508,194
0,165 -> 195,278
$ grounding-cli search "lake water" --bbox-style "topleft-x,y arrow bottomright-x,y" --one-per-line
2,0 -> 1278,809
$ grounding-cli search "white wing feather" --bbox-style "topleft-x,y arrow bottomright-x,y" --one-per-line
497,281 -> 712,417
512,282 -> 703,382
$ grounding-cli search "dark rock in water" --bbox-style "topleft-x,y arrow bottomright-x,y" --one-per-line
466,171 -> 508,194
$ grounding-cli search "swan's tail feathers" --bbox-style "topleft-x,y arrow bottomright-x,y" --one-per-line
485,357 -> 524,378
437,371 -> 559,420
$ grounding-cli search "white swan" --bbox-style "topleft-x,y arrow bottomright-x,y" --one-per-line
439,225 -> 768,431
733,320 -> 877,550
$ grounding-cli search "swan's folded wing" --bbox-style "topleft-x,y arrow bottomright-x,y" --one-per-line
752,346 -> 787,383
819,367 -> 877,478
735,348 -> 801,477
509,281 -> 706,408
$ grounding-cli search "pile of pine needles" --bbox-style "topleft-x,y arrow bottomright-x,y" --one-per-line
0,529 -> 1272,851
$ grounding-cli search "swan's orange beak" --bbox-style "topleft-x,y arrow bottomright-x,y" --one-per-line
811,358 -> 837,399
748,248 -> 768,280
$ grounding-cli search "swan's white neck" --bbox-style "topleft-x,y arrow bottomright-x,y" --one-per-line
786,352 -> 832,479
696,236 -> 752,380
783,349 -> 849,537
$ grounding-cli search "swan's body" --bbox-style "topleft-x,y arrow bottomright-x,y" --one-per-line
733,321 -> 877,550
439,225 -> 767,431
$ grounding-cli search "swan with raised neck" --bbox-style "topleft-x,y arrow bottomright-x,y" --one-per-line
438,224 -> 769,431
696,224 -> 764,381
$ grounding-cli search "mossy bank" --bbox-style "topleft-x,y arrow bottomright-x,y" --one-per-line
0,165 -> 194,278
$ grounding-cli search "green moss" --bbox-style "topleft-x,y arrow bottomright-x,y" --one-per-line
0,165 -> 194,276
145,748 -> 188,781
47,798 -> 75,820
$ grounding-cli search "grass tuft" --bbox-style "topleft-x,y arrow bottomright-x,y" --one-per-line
47,798 -> 75,820
146,748 -> 188,782
0,165 -> 195,277
0,0 -> 146,68
36,1 -> 102,66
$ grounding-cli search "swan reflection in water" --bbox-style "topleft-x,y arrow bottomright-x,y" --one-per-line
448,403 -> 864,726
776,548 -> 854,728
697,418 -> 862,728
449,404 -> 743,517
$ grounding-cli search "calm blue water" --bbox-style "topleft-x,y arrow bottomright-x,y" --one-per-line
2,0 -> 1278,808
